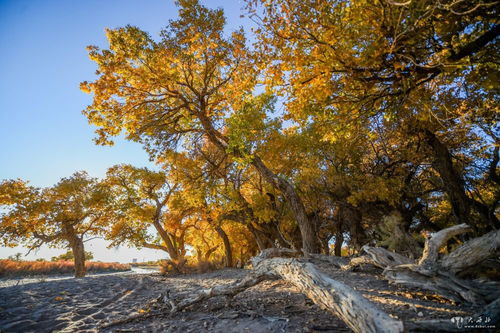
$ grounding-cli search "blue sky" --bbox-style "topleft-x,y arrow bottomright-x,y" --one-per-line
0,0 -> 251,263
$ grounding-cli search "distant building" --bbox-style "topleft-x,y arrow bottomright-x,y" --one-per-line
132,258 -> 137,263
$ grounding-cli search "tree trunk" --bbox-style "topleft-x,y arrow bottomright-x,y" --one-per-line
215,225 -> 233,267
334,230 -> 343,256
440,229 -> 500,274
152,220 -> 179,261
69,236 -> 86,278
197,113 -> 320,253
358,225 -> 500,304
204,245 -> 219,261
196,246 -> 202,262
252,156 -> 319,253
424,130 -> 471,226
247,223 -> 268,251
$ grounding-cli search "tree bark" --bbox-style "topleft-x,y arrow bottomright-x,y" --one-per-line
215,225 -> 233,267
440,229 -> 500,274
204,245 -> 219,261
358,225 -> 500,304
334,229 -> 344,256
252,156 -> 320,253
69,236 -> 86,278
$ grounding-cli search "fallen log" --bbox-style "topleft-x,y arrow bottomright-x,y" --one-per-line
440,229 -> 500,274
169,257 -> 403,333
356,246 -> 413,269
418,223 -> 471,270
357,225 -> 499,304
341,255 -> 379,271
383,264 -> 484,304
255,258 -> 404,333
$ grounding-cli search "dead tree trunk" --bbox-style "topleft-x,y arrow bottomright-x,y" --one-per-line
356,225 -> 500,304
161,255 -> 404,333
440,229 -> 500,274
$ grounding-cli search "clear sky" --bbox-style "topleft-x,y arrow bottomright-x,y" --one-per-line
0,0 -> 251,263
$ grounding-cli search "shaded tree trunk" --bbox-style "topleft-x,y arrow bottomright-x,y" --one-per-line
424,130 -> 471,226
334,230 -> 344,257
215,225 -> 233,267
204,245 -> 219,261
247,223 -> 268,251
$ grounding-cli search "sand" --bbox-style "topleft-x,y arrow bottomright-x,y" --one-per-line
0,260 -> 481,332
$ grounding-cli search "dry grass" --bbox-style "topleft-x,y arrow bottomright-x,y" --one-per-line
0,259 -> 131,277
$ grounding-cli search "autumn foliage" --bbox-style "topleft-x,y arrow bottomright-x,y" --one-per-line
1,0 -> 498,277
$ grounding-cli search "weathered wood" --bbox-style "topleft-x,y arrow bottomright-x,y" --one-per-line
418,223 -> 471,269
153,255 -> 404,333
354,225 -> 500,304
439,229 -> 500,274
168,271 -> 275,313
175,255 -> 403,333
361,245 -> 414,268
341,255 -> 378,271
257,258 -> 404,333
383,264 -> 484,304
252,248 -> 302,262
253,248 -> 349,268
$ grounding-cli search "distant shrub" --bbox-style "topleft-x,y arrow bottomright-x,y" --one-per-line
159,257 -> 220,275
130,260 -> 161,267
0,259 -> 131,278
51,250 -> 94,261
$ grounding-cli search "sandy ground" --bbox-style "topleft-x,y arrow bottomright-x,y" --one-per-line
0,261 -> 483,332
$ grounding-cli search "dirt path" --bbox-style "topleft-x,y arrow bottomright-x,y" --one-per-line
0,264 -> 479,332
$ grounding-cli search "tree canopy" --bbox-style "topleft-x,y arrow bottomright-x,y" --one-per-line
1,0 -> 498,275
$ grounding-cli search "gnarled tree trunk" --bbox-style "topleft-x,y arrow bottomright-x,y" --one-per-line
215,225 -> 233,267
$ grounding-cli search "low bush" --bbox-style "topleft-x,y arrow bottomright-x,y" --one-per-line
0,259 -> 131,278
159,257 -> 220,275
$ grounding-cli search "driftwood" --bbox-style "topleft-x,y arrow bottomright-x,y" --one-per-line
159,256 -> 404,333
360,246 -> 414,269
102,249 -> 403,333
253,258 -> 404,333
417,223 -> 471,269
351,225 -> 500,304
341,255 -> 379,271
440,229 -> 500,274
102,227 -> 499,332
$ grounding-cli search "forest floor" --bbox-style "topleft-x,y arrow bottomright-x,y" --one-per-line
0,258 -> 482,332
